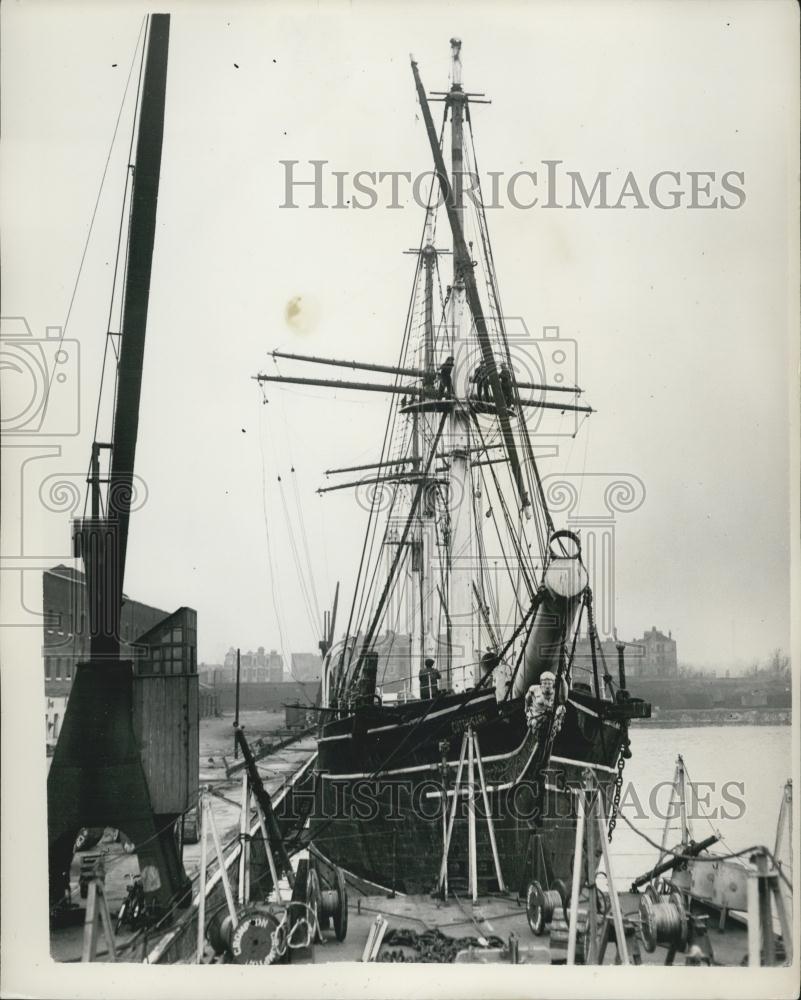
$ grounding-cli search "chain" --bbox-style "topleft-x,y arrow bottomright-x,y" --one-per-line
607,729 -> 630,842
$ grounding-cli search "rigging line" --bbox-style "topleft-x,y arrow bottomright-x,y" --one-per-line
341,117 -> 448,693
470,472 -> 499,646
376,622 -> 402,691
565,597 -> 586,689
276,476 -> 321,639
474,460 -> 527,618
57,12 -> 147,356
614,813 -> 794,894
348,447 -> 407,660
271,377 -> 320,626
266,404 -> 319,637
106,117 -> 140,481
473,426 -> 530,591
83,18 -> 148,515
680,758 -> 721,839
351,453 -> 437,668
465,129 -> 553,552
349,411 -> 449,692
290,463 -> 322,626
472,411 -> 536,596
464,120 -> 513,373
470,456 -> 505,633
340,268 -> 418,673
575,416 -> 593,517
351,483 -> 406,650
342,131 -> 444,674
258,398 -> 315,705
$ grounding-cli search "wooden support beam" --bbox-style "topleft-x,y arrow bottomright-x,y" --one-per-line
255,373 -> 434,397
325,457 -> 420,476
514,380 -> 583,395
196,788 -> 208,963
271,348 -> 424,379
516,398 -> 594,414
595,793 -> 629,964
567,791 -> 586,965
317,472 -> 445,495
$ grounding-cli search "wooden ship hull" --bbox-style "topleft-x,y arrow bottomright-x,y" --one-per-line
309,687 -> 648,894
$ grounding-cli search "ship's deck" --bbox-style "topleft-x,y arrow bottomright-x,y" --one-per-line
286,887 -> 753,966
49,711 -> 768,968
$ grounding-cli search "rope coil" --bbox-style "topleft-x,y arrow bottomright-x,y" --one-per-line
526,879 -> 567,936
638,886 -> 688,953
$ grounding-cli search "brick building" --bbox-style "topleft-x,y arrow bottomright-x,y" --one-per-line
42,564 -> 212,749
221,646 -> 284,683
43,564 -> 170,692
628,626 -> 678,677
573,626 -> 678,680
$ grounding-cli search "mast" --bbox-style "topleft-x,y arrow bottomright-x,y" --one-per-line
417,212 -> 437,684
450,38 -> 465,248
410,50 -> 530,514
443,38 -> 477,691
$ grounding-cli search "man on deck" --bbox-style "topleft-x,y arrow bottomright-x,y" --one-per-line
480,646 -> 500,676
419,657 -> 441,699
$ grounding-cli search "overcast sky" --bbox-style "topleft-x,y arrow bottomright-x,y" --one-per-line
3,0 -> 798,672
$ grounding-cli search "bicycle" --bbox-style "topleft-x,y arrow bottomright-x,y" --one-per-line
115,874 -> 148,935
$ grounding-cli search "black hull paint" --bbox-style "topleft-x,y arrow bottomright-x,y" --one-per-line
307,688 -> 641,893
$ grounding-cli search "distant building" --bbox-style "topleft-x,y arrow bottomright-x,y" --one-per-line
221,647 -> 284,683
741,686 -> 768,708
573,626 -> 678,680
628,626 -> 678,677
198,662 -> 226,684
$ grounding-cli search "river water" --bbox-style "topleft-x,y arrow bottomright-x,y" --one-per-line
605,724 -> 792,891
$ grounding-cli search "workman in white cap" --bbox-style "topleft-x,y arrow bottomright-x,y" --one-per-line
525,670 -> 568,732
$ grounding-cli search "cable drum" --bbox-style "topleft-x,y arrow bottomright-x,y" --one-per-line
291,859 -> 349,944
638,886 -> 688,954
526,879 -> 567,936
317,866 -> 349,942
207,905 -> 287,965
230,907 -> 284,965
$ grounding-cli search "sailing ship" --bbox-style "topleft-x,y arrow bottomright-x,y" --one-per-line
260,39 -> 650,897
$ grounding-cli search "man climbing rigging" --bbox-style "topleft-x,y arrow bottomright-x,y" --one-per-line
437,355 -> 455,398
499,364 -> 515,408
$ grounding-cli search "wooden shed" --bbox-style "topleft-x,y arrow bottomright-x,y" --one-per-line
132,607 -> 199,815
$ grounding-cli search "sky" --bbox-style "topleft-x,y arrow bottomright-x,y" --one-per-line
2,0 -> 798,673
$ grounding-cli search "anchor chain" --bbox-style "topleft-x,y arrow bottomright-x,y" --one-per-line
607,728 -> 631,842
